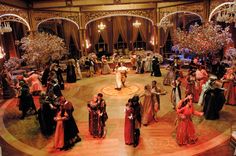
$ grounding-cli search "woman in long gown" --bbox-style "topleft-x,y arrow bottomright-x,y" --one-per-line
54,106 -> 68,150
51,63 -> 64,90
87,95 -> 100,137
101,56 -> 111,75
140,85 -> 154,126
151,80 -> 162,121
124,99 -> 134,145
222,68 -> 236,105
163,65 -> 175,86
66,60 -> 76,83
115,63 -> 128,90
144,53 -> 152,72
176,94 -> 203,145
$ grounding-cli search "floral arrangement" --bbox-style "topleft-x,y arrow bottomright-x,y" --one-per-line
173,22 -> 231,54
4,57 -> 22,71
20,32 -> 68,66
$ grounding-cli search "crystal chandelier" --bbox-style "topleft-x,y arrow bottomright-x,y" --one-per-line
0,46 -> 5,59
216,0 -> 236,27
0,22 -> 12,34
98,22 -> 106,32
133,20 -> 141,28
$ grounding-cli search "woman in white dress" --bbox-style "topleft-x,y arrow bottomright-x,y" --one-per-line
115,63 -> 128,90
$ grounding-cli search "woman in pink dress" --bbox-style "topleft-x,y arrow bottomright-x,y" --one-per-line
124,99 -> 134,145
222,68 -> 236,105
54,105 -> 68,150
24,71 -> 43,95
176,94 -> 203,145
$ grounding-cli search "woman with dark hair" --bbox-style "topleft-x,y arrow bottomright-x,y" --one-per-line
176,94 -> 203,145
124,99 -> 134,145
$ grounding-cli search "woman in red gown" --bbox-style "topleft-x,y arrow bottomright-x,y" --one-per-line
222,68 -> 236,105
124,99 -> 134,145
176,94 -> 203,145
54,105 -> 68,150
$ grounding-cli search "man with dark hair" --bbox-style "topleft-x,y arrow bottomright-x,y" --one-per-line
132,95 -> 141,147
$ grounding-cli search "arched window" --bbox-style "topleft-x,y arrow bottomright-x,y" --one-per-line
133,31 -> 146,50
95,35 -> 108,58
114,34 -> 127,50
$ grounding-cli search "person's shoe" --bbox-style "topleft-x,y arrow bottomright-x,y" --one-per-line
74,137 -> 81,143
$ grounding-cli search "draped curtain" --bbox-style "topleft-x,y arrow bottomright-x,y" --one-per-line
132,18 -> 139,43
159,27 -> 171,48
138,18 -> 148,42
62,21 -> 80,51
99,19 -> 109,44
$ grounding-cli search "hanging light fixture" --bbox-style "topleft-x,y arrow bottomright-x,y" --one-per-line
0,46 -> 5,59
0,22 -> 12,34
98,22 -> 106,31
133,20 -> 141,28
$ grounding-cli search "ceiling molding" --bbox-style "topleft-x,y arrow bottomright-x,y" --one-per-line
0,0 -> 28,9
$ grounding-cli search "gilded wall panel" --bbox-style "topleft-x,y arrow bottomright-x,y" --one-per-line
210,0 -> 234,13
159,2 -> 204,22
32,11 -> 80,29
84,9 -> 155,26
0,4 -> 29,23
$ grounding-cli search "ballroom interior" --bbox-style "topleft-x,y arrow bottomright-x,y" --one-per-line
0,0 -> 236,156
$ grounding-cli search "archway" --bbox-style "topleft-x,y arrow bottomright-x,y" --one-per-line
85,14 -> 154,28
36,17 -> 79,30
0,13 -> 30,30
208,1 -> 234,22
0,14 -> 30,59
158,11 -> 203,58
86,15 -> 154,57
37,17 -> 81,58
159,11 -> 203,25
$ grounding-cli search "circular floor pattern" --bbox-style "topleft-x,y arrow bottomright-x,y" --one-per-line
101,83 -> 140,96
0,72 -> 234,156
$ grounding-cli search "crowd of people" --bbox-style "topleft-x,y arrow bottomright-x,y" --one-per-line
0,51 -> 235,150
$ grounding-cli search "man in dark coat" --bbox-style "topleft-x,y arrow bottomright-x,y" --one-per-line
60,97 -> 81,149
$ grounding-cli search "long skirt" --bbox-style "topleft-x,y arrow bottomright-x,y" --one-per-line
141,96 -> 153,125
124,109 -> 134,144
176,117 -> 197,145
54,120 -> 64,149
163,70 -> 174,86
